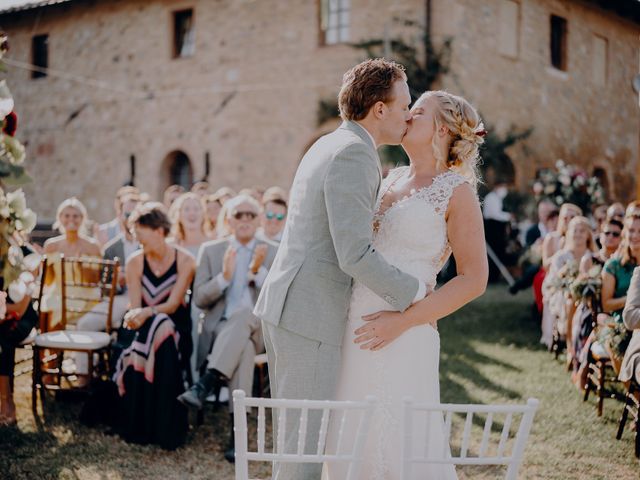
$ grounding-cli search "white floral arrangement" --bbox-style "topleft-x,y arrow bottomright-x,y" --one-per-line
0,32 -> 37,300
532,159 -> 605,211
0,187 -> 38,299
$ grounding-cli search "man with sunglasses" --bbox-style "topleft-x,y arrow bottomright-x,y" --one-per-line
597,218 -> 623,262
178,194 -> 278,462
258,196 -> 288,243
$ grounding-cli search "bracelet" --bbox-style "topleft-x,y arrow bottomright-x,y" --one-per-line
150,306 -> 158,317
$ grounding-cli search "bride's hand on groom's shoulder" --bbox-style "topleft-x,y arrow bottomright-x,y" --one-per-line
354,310 -> 416,351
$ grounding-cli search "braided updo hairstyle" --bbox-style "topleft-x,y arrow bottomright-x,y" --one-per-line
422,91 -> 485,188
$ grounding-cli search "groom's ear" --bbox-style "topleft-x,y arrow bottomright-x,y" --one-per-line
371,101 -> 386,120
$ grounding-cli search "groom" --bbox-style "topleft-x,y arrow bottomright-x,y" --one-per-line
253,59 -> 426,479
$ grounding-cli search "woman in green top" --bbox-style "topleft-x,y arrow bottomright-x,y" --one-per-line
599,214 -> 640,365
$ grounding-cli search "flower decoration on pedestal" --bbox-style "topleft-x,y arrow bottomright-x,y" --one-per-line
532,160 -> 605,212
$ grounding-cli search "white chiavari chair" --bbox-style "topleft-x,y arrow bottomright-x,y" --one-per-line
401,397 -> 539,480
232,390 -> 377,480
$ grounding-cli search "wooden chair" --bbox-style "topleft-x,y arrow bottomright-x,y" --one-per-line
32,255 -> 119,410
400,398 -> 539,480
233,390 -> 376,480
616,377 -> 640,458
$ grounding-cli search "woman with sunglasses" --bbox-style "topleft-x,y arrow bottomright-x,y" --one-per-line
259,196 -> 288,243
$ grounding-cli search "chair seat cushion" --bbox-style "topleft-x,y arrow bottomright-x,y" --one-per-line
35,330 -> 111,350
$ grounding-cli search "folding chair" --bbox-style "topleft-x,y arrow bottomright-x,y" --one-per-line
616,377 -> 640,458
232,390 -> 376,480
32,255 -> 119,409
401,398 -> 539,480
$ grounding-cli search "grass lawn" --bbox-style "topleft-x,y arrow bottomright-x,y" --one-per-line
1,285 -> 639,479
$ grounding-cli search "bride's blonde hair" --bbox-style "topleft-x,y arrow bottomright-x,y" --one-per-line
421,91 -> 485,189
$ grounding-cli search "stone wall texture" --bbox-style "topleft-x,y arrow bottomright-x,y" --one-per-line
1,0 -> 638,222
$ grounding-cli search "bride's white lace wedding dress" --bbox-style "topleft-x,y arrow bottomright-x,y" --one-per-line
322,167 -> 465,480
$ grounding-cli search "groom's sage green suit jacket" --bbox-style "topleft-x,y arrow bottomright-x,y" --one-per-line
254,120 -> 419,347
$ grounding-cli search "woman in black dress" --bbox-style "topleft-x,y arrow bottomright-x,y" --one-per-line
113,202 -> 195,450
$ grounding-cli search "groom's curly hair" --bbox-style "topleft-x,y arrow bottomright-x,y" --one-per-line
338,59 -> 407,121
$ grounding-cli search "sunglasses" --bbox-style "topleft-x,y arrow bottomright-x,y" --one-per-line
233,211 -> 258,221
603,231 -> 621,238
265,211 -> 285,221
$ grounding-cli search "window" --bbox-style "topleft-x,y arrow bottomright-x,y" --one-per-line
31,34 -> 48,79
498,1 -> 520,58
550,15 -> 567,71
173,9 -> 195,58
319,0 -> 350,45
592,34 -> 607,85
168,151 -> 193,189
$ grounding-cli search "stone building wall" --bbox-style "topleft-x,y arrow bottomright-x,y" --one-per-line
1,0 -> 638,222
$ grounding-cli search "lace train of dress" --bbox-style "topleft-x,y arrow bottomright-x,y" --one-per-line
322,168 -> 465,480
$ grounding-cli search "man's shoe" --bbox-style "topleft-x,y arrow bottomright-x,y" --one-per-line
177,383 -> 207,409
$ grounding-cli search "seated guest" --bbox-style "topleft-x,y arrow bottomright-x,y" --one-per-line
191,181 -> 211,198
593,204 -> 608,236
168,192 -> 209,380
607,202 -> 626,222
525,199 -> 555,247
596,214 -> 640,370
169,193 -> 209,258
0,286 -> 38,426
258,194 -> 287,243
620,266 -> 640,384
74,193 -> 141,378
212,186 -> 236,206
542,203 -> 582,270
203,193 -> 224,239
594,218 -> 623,264
178,194 -> 278,462
542,216 -> 595,348
42,198 -> 102,328
626,201 -> 640,218
163,184 -> 185,209
96,186 -> 140,247
113,202 -> 195,450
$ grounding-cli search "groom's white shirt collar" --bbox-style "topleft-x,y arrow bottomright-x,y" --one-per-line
354,121 -> 377,149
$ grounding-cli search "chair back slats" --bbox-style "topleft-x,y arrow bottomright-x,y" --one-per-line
55,255 -> 119,331
334,408 -> 348,455
460,411 -> 473,458
257,405 -> 266,455
296,407 -> 309,455
233,391 -> 377,480
479,412 -> 493,457
497,412 -> 513,457
316,407 -> 331,456
443,410 -> 453,458
401,398 -> 539,480
276,403 -> 287,454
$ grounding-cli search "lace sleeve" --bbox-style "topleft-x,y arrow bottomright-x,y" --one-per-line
416,171 -> 468,216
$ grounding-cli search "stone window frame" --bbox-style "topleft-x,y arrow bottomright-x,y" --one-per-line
318,0 -> 351,46
591,32 -> 608,86
31,33 -> 49,79
172,7 -> 196,59
497,0 -> 521,60
549,14 -> 568,72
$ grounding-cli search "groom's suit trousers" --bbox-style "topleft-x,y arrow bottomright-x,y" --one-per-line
263,321 -> 340,480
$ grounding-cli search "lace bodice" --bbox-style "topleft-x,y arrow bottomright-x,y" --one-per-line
371,167 -> 467,289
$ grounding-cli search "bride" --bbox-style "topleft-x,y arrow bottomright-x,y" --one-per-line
322,90 -> 488,480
